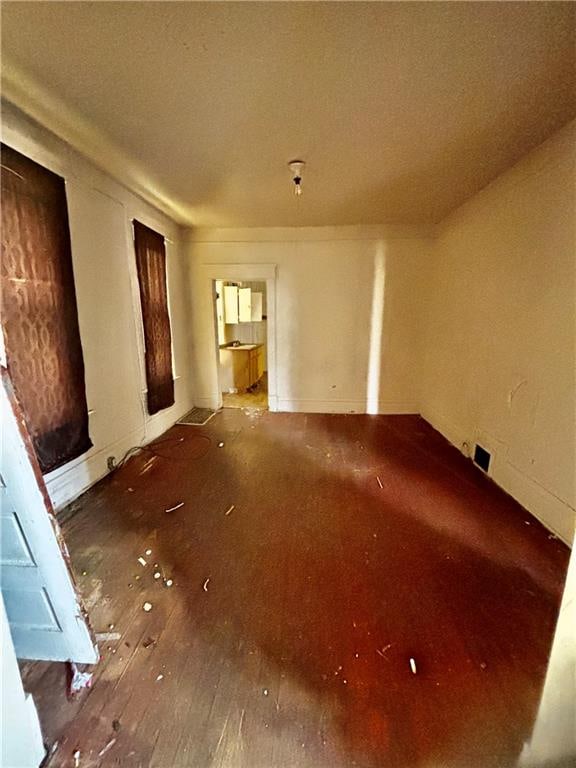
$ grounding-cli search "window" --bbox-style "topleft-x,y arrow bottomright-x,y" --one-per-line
1,143 -> 92,473
133,220 -> 175,415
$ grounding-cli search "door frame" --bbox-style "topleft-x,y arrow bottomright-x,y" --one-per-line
199,263 -> 278,411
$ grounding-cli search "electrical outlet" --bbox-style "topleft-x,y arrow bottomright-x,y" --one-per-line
107,456 -> 116,471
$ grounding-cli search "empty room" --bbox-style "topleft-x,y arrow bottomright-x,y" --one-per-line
1,3 -> 575,768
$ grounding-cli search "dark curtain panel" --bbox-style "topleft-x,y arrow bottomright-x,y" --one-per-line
1,143 -> 92,473
133,220 -> 175,415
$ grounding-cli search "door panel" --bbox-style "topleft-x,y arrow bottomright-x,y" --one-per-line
0,372 -> 98,663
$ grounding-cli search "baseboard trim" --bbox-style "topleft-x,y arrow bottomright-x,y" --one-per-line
276,398 -> 418,415
420,406 -> 574,546
46,399 -> 195,511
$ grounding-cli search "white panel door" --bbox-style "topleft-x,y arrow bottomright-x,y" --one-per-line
1,593 -> 45,767
0,377 -> 98,663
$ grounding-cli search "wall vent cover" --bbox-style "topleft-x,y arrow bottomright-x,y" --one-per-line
473,444 -> 491,473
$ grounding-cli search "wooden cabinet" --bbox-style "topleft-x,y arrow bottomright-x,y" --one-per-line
223,285 -> 239,323
227,344 -> 264,392
238,288 -> 252,322
222,285 -> 263,324
249,345 -> 264,386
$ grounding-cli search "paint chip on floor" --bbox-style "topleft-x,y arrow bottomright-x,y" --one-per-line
165,502 -> 184,513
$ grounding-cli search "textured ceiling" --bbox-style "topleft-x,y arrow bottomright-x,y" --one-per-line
2,2 -> 575,227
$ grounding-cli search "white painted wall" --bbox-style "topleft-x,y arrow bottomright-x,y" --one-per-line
1,102 -> 194,509
187,227 -> 432,414
420,121 -> 576,543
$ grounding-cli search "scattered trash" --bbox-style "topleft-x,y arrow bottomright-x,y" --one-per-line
524,521 -> 531,526
156,674 -> 164,682
225,505 -> 235,516
165,501 -> 184,513
81,570 -> 87,576
138,557 -> 147,567
127,487 -> 134,492
409,657 -> 417,674
143,602 -> 153,612
96,632 -> 121,642
109,623 -> 115,629
139,456 -> 157,475
112,719 -> 121,732
263,688 -> 269,696
73,749 -> 81,767
376,476 -> 383,489
343,679 -> 348,684
203,578 -> 210,592
548,533 -> 558,540
69,662 -> 93,695
145,549 -> 152,556
480,662 -> 487,670
98,738 -> 116,758
154,572 -> 162,580
46,741 -> 59,761
165,579 -> 173,587
218,442 -> 224,448
376,644 -> 392,660
142,637 -> 156,648
135,575 -> 141,580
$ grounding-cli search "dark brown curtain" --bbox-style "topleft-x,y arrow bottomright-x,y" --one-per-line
133,220 -> 175,415
1,143 -> 92,473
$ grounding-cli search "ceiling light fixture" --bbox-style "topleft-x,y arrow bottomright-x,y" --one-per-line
288,159 -> 306,196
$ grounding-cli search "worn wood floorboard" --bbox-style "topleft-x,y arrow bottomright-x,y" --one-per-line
21,411 -> 569,768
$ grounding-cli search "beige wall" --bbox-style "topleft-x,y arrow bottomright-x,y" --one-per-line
187,227 -> 432,414
4,99 -> 574,544
421,121 -> 576,543
2,102 -> 195,508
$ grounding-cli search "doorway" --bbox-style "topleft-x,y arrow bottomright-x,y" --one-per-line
215,279 -> 269,409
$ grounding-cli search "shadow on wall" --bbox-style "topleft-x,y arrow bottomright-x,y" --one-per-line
273,238 -> 422,413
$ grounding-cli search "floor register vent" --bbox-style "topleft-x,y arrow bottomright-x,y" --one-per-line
473,444 -> 491,473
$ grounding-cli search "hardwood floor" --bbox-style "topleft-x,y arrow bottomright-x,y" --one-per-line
222,373 -> 268,409
21,412 -> 569,768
